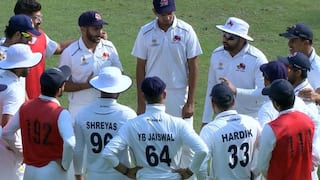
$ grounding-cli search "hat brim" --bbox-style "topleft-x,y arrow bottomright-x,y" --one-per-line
0,84 -> 7,92
277,56 -> 289,65
279,32 -> 299,39
59,65 -> 71,80
28,29 -> 41,36
90,75 -> 132,93
216,25 -> 254,41
0,52 -> 42,69
262,85 -> 271,96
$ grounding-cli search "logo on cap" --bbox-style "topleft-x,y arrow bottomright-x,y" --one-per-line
227,20 -> 233,27
160,0 -> 169,7
95,13 -> 102,20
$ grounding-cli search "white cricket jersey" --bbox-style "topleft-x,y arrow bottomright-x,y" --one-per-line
103,104 -> 208,180
0,70 -> 25,117
202,44 -> 268,123
59,37 -> 123,117
200,110 -> 261,180
73,98 -> 136,179
257,96 -> 315,127
131,16 -> 202,89
308,48 -> 320,89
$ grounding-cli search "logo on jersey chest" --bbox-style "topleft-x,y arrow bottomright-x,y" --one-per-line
0,51 -> 6,61
236,63 -> 246,72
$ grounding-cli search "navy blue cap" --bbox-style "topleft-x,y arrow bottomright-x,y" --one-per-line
260,61 -> 288,82
0,84 -> 7,92
153,0 -> 176,14
210,82 -> 234,105
279,22 -> 313,41
40,66 -> 71,91
78,11 -> 108,27
262,79 -> 294,101
141,76 -> 166,98
278,52 -> 311,71
8,14 -> 40,36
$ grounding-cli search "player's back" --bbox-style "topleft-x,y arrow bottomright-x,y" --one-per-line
203,112 -> 261,180
118,105 -> 196,179
74,99 -> 136,173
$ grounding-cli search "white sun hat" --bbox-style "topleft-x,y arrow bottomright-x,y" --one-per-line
216,17 -> 254,41
89,66 -> 132,93
0,43 -> 42,69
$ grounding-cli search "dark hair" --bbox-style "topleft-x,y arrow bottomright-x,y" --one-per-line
4,26 -> 18,38
144,94 -> 162,104
14,0 -> 41,15
41,86 -> 59,97
271,95 -> 295,110
211,98 -> 233,111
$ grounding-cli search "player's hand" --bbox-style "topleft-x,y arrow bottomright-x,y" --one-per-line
298,88 -> 318,103
172,168 -> 193,179
219,77 -> 237,94
127,166 -> 142,179
182,102 -> 194,119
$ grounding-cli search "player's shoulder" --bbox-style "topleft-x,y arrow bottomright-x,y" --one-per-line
212,45 -> 225,54
175,18 -> 194,32
61,39 -> 80,55
245,44 -> 267,61
139,20 -> 156,35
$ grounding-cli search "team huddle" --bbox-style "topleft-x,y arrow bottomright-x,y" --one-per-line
1,0 -> 320,180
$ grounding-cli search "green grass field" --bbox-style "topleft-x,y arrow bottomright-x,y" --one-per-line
1,0 -> 320,133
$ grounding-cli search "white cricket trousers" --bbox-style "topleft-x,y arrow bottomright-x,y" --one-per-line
23,161 -> 68,180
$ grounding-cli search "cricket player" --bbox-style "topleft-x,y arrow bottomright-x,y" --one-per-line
102,76 -> 208,180
200,83 -> 261,179
3,66 -> 75,180
73,67 -> 136,180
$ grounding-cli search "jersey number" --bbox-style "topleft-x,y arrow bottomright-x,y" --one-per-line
90,132 -> 113,153
26,119 -> 52,144
146,145 -> 171,167
228,142 -> 249,169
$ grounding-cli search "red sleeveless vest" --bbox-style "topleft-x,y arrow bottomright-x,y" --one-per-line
268,111 -> 314,180
19,98 -> 64,167
26,29 -> 47,99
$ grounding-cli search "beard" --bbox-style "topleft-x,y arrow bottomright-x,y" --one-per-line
86,29 -> 101,43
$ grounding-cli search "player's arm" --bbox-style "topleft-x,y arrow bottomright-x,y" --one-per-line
182,56 -> 198,119
2,112 -> 22,158
54,39 -> 76,55
1,114 -> 12,127
58,110 -> 76,171
181,122 -> 209,178
64,72 -> 93,92
136,58 -> 146,115
73,114 -> 85,177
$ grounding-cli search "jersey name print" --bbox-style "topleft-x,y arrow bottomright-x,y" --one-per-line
138,133 -> 175,141
221,129 -> 253,142
86,121 -> 117,130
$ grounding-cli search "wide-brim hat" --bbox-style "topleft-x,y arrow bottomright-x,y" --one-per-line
89,66 -> 132,93
0,43 -> 42,69
216,17 -> 254,41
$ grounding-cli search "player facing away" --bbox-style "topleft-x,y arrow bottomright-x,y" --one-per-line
73,67 -> 137,180
254,79 -> 319,179
3,66 -> 75,180
200,82 -> 261,179
102,76 -> 208,180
